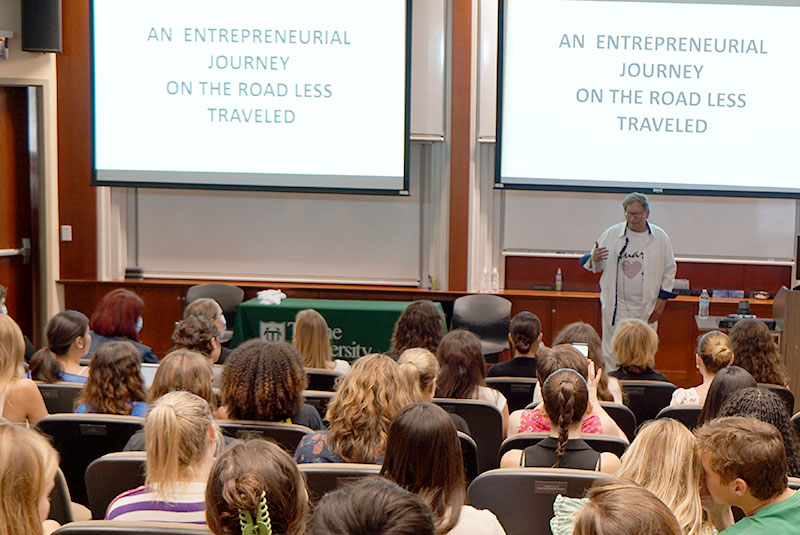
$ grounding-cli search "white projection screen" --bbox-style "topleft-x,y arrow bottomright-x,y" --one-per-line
91,0 -> 411,194
496,0 -> 800,197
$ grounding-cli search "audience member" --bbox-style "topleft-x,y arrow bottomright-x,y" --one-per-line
552,321 -> 622,403
609,319 -> 670,381
436,329 -> 509,435
695,416 -> 799,533
294,309 -> 350,374
572,479 -> 682,535
74,341 -> 147,416
308,477 -> 435,535
218,340 -> 323,430
107,391 -> 219,523
0,423 -> 60,535
171,315 -> 222,364
381,402 -> 505,534
487,311 -> 541,378
696,366 -> 757,427
717,387 -> 800,478
0,314 -> 48,424
729,318 -> 789,387
183,297 -> 231,362
87,288 -> 158,363
295,353 -> 416,464
30,310 -> 91,383
671,330 -> 733,406
388,300 -> 444,358
206,439 -> 309,535
501,369 -> 620,473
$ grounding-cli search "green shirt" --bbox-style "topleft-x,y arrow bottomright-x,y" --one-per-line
723,490 -> 800,534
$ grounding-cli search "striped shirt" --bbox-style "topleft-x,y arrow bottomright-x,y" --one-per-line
105,481 -> 207,524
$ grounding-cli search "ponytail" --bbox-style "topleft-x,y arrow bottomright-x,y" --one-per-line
553,381 -> 577,468
397,362 -> 424,401
29,348 -> 62,383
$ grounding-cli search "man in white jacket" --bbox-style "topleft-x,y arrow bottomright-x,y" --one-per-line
582,193 -> 676,371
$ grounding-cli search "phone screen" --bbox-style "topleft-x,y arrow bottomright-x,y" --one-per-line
572,342 -> 589,357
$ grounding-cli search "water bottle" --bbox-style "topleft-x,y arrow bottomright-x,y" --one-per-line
555,267 -> 563,291
491,267 -> 500,293
699,289 -> 710,318
480,267 -> 489,293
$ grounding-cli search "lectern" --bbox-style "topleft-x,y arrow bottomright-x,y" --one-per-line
773,287 -> 800,411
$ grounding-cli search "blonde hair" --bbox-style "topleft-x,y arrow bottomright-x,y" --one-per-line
0,424 -> 59,535
697,331 -> 733,373
145,391 -> 218,497
612,319 -> 658,368
294,309 -> 332,369
326,354 -> 416,463
150,349 -> 217,408
398,348 -> 439,400
617,419 -> 713,535
0,315 -> 25,394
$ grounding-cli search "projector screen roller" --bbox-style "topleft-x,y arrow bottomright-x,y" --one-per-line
496,0 -> 800,197
91,0 -> 410,194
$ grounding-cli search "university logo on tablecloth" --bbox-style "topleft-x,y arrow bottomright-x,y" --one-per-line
260,321 -> 286,342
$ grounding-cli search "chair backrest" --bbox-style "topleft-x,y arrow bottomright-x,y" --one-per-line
789,477 -> 800,490
140,363 -> 159,388
37,414 -> 145,506
452,294 -> 512,355
217,420 -> 313,453
499,432 -> 629,460
758,383 -> 795,414
599,402 -> 637,441
619,380 -> 677,426
458,431 -> 480,483
468,468 -> 609,535
298,463 -> 382,504
792,411 -> 800,437
305,369 -> 343,392
37,382 -> 84,414
185,283 -> 245,327
49,468 -> 75,525
85,452 -> 147,520
485,377 -> 538,413
53,520 -> 212,535
656,405 -> 702,430
303,390 -> 335,418
433,398 -> 504,474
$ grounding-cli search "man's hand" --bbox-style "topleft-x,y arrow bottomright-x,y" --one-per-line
648,298 -> 667,323
592,241 -> 608,263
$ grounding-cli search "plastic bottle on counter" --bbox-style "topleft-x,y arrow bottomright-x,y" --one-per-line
555,267 -> 563,291
699,289 -> 710,318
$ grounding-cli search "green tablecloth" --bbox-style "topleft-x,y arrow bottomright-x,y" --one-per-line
231,298 -> 445,359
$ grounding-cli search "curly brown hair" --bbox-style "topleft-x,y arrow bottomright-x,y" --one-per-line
220,340 -> 307,422
389,301 -> 444,356
729,319 -> 788,386
435,329 -> 485,400
171,315 -> 218,359
76,341 -> 146,415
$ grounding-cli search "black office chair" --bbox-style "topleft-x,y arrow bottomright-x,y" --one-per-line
185,283 -> 245,338
759,383 -> 795,413
298,463 -> 382,504
217,420 -> 313,453
452,295 -> 511,358
305,369 -> 344,392
656,405 -> 702,430
619,380 -> 677,426
37,382 -> 84,414
498,432 -> 629,460
53,521 -> 212,535
486,377 -> 538,413
85,452 -> 147,520
433,398 -> 504,474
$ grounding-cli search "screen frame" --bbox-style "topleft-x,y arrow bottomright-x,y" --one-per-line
494,0 -> 800,200
89,0 -> 413,196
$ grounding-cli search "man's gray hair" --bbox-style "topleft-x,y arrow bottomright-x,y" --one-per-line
622,192 -> 649,213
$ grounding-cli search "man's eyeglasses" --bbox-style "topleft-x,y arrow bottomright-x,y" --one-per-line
625,210 -> 646,217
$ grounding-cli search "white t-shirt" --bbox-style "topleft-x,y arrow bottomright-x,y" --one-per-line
616,229 -> 648,319
476,386 -> 507,413
670,386 -> 701,406
449,505 -> 506,535
332,359 -> 351,374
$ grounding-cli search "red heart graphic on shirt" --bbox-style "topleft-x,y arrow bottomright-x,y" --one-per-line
622,260 -> 642,279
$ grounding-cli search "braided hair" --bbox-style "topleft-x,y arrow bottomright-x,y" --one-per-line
542,368 -> 589,468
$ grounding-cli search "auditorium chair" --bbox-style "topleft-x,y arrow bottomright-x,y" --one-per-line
85,452 -> 147,520
298,463 -> 382,503
458,431 -> 480,483
656,405 -> 702,430
37,414 -> 145,506
185,282 -> 244,339
759,383 -> 795,413
216,420 -> 313,453
498,432 -> 629,460
37,381 -> 83,414
486,377 -> 538,413
303,390 -> 334,419
305,368 -> 344,391
523,400 -> 637,441
792,412 -> 800,437
49,468 -> 76,525
451,294 -> 511,360
53,521 -> 212,535
468,468 -> 609,535
619,380 -> 677,425
433,398 -> 504,474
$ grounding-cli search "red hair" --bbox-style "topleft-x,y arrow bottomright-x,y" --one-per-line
89,288 -> 143,341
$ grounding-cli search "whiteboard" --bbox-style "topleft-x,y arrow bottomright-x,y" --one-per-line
503,190 -> 797,261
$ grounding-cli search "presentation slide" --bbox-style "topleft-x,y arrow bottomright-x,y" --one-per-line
497,0 -> 800,196
92,0 -> 409,193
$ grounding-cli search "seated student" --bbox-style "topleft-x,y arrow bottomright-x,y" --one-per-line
695,416 -> 800,534
608,319 -> 670,382
0,315 -> 48,425
695,366 -> 757,427
501,369 -> 621,473
170,315 -> 222,364
107,391 -> 219,523
381,403 -> 506,534
74,341 -> 148,416
552,321 -> 622,404
183,297 -> 231,363
487,311 -> 542,378
29,311 -> 91,384
508,345 -> 627,441
671,330 -> 734,406
294,309 -> 351,374
217,339 -> 323,430
572,479 -> 682,535
729,318 -> 789,387
308,477 -> 435,535
86,288 -> 158,363
206,439 -> 309,535
388,300 -> 444,358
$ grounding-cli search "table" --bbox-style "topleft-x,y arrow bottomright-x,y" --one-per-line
231,298 -> 445,359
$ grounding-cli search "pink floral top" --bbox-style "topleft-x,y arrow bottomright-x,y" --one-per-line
518,408 -> 603,434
